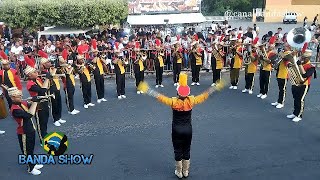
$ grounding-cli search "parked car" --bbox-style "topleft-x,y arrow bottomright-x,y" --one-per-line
283,12 -> 297,24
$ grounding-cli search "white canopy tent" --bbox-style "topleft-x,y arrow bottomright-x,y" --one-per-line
127,13 -> 206,26
37,26 -> 92,41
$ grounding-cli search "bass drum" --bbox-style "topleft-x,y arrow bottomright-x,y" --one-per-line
0,89 -> 8,119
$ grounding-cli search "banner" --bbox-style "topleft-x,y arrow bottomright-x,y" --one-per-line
128,0 -> 201,14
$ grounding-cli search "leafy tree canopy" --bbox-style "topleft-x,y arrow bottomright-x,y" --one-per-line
201,0 -> 265,16
0,0 -> 128,29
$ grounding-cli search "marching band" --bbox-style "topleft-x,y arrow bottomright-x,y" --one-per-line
0,26 -> 319,176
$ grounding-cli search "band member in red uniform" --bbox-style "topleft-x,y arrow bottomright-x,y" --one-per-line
8,87 -> 44,175
257,36 -> 277,99
134,42 -> 145,94
59,51 -> 80,115
229,39 -> 243,90
172,42 -> 183,86
242,41 -> 259,94
271,45 -> 291,109
0,51 -> 22,108
190,42 -> 202,86
38,51 -> 66,127
25,65 -> 50,145
138,73 -> 225,179
211,42 -> 225,86
286,50 -> 317,122
91,39 -> 107,103
76,54 -> 95,109
113,51 -> 126,99
154,40 -> 165,88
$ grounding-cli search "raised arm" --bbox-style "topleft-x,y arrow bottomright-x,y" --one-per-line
193,92 -> 209,105
138,81 -> 173,107
157,94 -> 173,107
193,80 -> 225,105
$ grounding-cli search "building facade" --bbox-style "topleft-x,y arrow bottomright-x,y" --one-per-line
264,0 -> 320,22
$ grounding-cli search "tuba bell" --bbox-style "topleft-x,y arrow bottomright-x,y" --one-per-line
287,27 -> 312,49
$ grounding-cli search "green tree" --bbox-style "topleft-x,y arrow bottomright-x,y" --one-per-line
0,0 -> 128,29
201,0 -> 265,16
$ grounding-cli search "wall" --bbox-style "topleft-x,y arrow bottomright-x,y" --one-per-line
264,0 -> 320,22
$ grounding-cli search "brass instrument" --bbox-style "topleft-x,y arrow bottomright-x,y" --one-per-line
23,94 -> 56,102
88,63 -> 96,70
0,88 -> 8,119
141,51 -> 148,61
76,64 -> 85,74
257,46 -> 270,67
159,49 -> 165,56
243,45 -> 252,65
39,74 -> 66,78
134,51 -> 147,64
212,44 -> 224,61
285,27 -> 312,86
287,54 -> 305,86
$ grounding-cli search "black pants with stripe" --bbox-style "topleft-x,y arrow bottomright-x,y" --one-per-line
116,73 -> 125,96
191,65 -> 201,83
292,85 -> 310,118
35,102 -> 49,144
18,131 -> 35,172
135,71 -> 144,88
155,66 -> 163,85
94,74 -> 105,99
50,90 -> 62,122
259,70 -> 271,95
173,63 -> 182,83
277,78 -> 287,104
230,68 -> 240,86
65,86 -> 75,112
245,73 -> 255,90
212,69 -> 221,84
172,125 -> 192,161
81,81 -> 92,105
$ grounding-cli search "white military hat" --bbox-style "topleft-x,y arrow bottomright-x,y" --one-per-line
40,58 -> 49,64
7,87 -> 22,97
302,49 -> 312,57
24,65 -> 37,75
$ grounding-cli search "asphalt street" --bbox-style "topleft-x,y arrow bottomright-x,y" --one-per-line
0,69 -> 320,180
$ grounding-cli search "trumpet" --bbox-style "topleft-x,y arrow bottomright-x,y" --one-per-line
159,49 -> 165,56
141,52 -> 148,61
23,94 -> 56,102
38,73 -> 66,78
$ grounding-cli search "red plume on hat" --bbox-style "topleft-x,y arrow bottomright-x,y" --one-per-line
91,39 -> 97,50
237,33 -> 242,39
135,41 -> 140,49
269,36 -> 276,45
38,50 -> 48,59
115,42 -> 119,50
62,49 -> 68,60
0,51 -> 8,60
24,55 -> 36,68
301,42 -> 308,53
253,37 -> 259,45
194,34 -> 199,41
155,39 -> 161,47
219,35 -> 225,42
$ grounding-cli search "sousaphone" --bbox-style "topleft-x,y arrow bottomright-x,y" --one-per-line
287,27 -> 311,49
